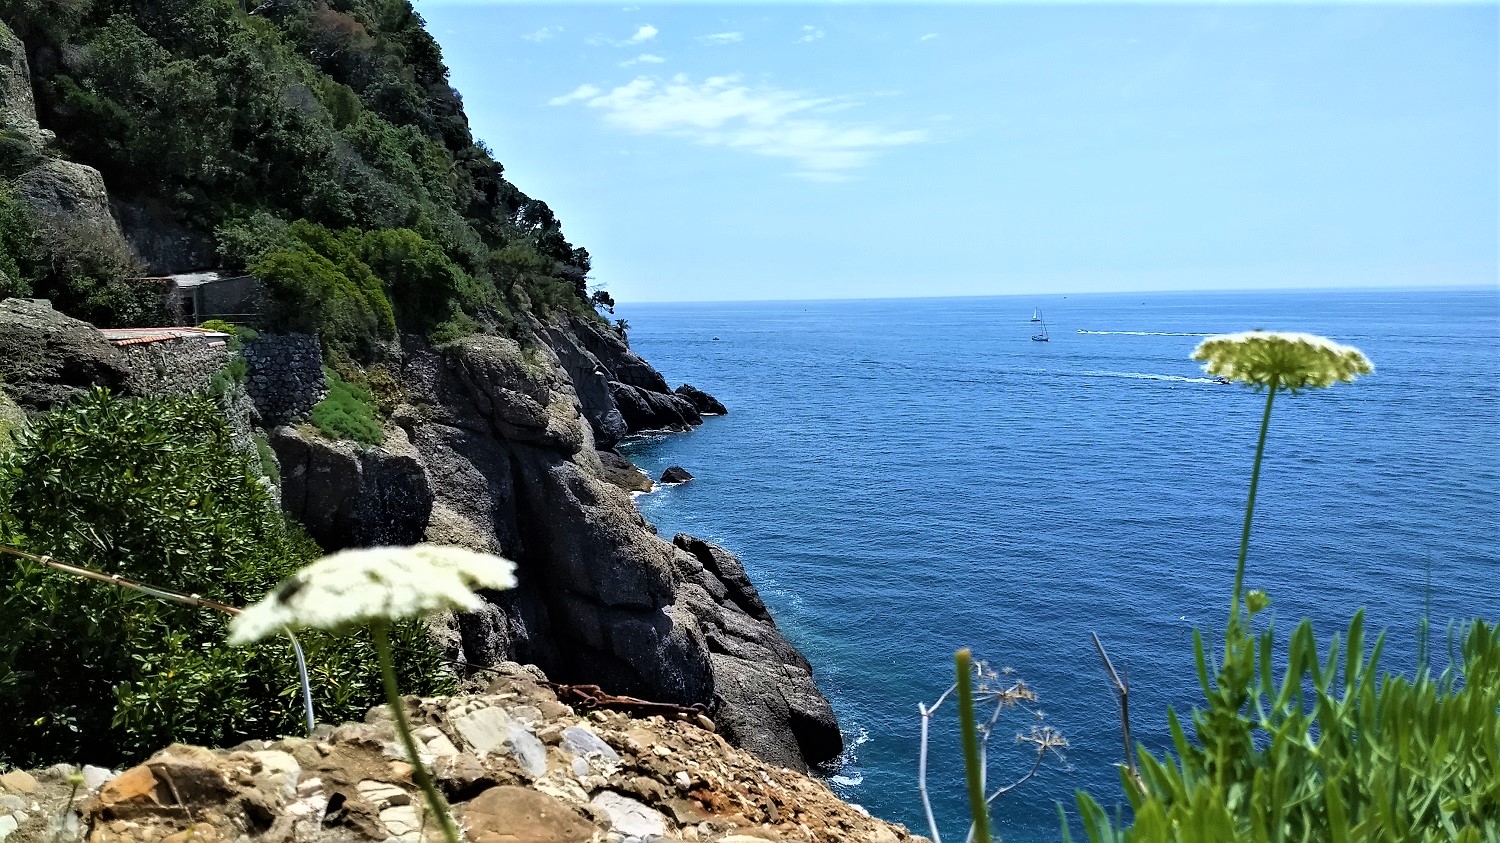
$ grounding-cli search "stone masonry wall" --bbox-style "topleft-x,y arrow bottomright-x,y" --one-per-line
244,333 -> 324,425
119,337 -> 230,398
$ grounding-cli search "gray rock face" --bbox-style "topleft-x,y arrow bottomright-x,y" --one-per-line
0,21 -> 47,149
113,200 -> 217,276
609,381 -> 701,433
15,158 -> 117,233
595,448 -> 652,493
270,425 -> 433,550
262,327 -> 841,771
0,298 -> 130,410
671,535 -> 843,768
675,384 -> 727,416
543,316 -> 719,445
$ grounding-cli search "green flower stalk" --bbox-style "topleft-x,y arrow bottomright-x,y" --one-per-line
230,544 -> 518,843
955,648 -> 994,843
1191,331 -> 1373,629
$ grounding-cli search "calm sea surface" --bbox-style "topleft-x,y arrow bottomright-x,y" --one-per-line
615,288 -> 1499,841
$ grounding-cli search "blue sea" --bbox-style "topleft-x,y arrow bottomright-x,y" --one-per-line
615,288 -> 1499,841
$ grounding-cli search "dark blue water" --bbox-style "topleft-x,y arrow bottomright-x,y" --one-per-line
615,288 -> 1500,841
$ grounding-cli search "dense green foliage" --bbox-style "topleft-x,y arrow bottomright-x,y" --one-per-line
0,390 -> 449,767
311,367 -> 384,446
3,0 -> 607,336
1068,609 -> 1500,842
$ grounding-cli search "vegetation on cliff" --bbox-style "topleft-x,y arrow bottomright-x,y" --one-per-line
0,389 -> 450,768
1,0 -> 605,344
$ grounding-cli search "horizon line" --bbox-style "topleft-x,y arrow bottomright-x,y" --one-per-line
614,281 -> 1499,307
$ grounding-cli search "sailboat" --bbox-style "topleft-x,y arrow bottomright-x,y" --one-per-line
1031,311 -> 1050,342
1030,308 -> 1042,322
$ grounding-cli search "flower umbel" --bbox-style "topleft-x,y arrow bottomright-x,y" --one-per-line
1192,331 -> 1373,393
229,544 -> 517,645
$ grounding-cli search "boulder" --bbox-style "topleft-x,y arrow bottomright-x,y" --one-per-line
15,157 -> 121,236
659,466 -> 693,484
462,786 -> 600,843
0,298 -> 131,410
675,384 -> 728,415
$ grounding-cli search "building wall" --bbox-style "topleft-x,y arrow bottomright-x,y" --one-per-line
119,337 -> 230,398
193,275 -> 264,324
244,333 -> 324,426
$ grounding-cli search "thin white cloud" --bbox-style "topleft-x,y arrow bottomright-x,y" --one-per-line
522,26 -> 560,43
626,25 -> 658,44
920,33 -> 939,42
796,25 -> 825,44
549,84 -> 603,106
549,74 -> 927,180
619,53 -> 666,68
698,32 -> 744,46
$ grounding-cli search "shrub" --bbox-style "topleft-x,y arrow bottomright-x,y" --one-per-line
0,181 -> 37,299
353,227 -> 471,334
28,219 -> 158,328
253,241 -> 392,359
0,390 -> 449,767
311,368 -> 384,446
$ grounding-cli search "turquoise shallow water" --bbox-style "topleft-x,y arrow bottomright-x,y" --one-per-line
615,288 -> 1499,841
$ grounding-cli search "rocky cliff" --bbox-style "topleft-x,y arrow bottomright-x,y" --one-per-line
0,300 -> 843,776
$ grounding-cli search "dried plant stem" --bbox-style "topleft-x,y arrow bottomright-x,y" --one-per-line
1090,632 -> 1140,790
1230,375 -> 1278,628
373,621 -> 459,843
955,649 -> 994,843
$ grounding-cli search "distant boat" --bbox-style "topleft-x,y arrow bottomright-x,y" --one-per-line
1031,311 -> 1050,342
1030,308 -> 1042,322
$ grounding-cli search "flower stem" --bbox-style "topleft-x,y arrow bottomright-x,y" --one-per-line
1230,376 -> 1278,629
955,648 -> 994,843
373,621 -> 459,843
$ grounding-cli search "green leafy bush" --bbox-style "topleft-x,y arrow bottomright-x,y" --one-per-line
0,390 -> 449,767
0,181 -> 37,299
311,368 -> 385,446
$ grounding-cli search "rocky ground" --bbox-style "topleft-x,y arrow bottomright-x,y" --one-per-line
0,664 -> 922,843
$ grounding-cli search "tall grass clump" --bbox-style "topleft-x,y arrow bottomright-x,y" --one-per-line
1054,332 -> 1499,841
311,367 -> 385,446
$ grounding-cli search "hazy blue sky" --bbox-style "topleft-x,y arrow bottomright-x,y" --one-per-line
422,2 -> 1498,303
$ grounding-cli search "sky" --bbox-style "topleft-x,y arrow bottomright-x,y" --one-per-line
419,2 -> 1499,303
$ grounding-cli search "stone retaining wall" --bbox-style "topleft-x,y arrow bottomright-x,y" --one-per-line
244,333 -> 324,425
119,337 -> 230,398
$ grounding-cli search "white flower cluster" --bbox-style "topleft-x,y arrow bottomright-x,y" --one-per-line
1192,330 -> 1373,392
230,544 -> 517,645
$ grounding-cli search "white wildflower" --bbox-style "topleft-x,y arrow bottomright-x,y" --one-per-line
1192,330 -> 1373,393
229,544 -> 517,644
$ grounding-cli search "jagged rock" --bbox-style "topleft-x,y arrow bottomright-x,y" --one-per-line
0,299 -> 131,410
611,381 -> 702,433
672,535 -> 844,769
659,466 -> 694,484
596,448 -> 653,493
675,384 -> 728,415
270,424 -> 433,551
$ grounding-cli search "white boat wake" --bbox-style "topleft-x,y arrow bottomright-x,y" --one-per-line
1075,330 -> 1216,336
1082,370 -> 1224,384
